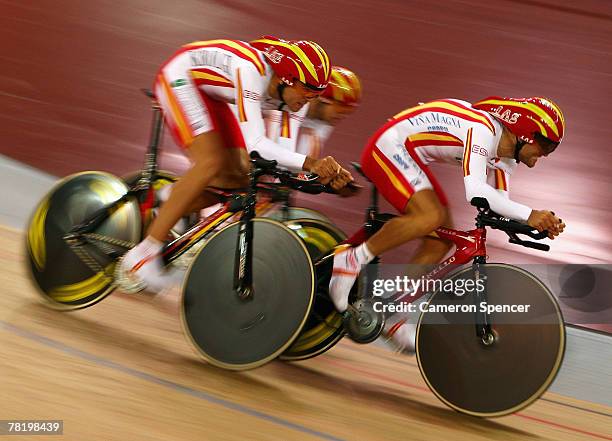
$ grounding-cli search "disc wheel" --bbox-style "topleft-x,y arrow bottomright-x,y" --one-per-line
263,207 -> 333,224
416,263 -> 566,417
280,219 -> 347,361
181,218 -> 315,370
26,172 -> 141,310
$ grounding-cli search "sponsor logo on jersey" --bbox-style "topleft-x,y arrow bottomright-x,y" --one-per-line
243,90 -> 261,101
406,112 -> 462,129
490,106 -> 520,124
190,50 -> 233,75
393,153 -> 411,171
427,125 -> 449,132
170,79 -> 188,88
265,48 -> 284,64
471,144 -> 488,156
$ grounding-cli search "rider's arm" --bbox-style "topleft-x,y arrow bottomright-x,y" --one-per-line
234,67 -> 307,170
295,119 -> 333,158
486,168 -> 511,199
463,128 -> 532,221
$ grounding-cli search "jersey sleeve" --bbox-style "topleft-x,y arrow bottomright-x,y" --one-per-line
233,66 -> 306,170
486,168 -> 511,199
462,127 -> 532,221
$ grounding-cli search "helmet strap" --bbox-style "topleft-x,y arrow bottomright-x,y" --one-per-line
276,82 -> 288,110
514,138 -> 527,163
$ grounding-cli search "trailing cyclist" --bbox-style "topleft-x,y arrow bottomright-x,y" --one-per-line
120,36 -> 354,293
264,65 -> 362,158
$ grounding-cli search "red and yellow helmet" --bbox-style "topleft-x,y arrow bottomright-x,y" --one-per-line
473,96 -> 566,144
321,66 -> 362,106
250,36 -> 331,90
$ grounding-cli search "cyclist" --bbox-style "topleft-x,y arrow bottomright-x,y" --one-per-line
120,36 -> 353,292
328,97 -> 567,349
264,66 -> 362,158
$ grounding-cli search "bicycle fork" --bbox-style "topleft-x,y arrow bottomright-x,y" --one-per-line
472,256 -> 495,345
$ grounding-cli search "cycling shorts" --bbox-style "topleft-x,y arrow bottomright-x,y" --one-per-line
360,125 -> 448,213
153,52 -> 246,150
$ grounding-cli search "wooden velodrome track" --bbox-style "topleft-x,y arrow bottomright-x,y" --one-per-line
1,226 -> 610,440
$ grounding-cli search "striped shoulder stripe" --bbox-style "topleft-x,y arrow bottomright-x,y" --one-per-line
393,100 -> 496,135
190,68 -> 234,88
408,131 -> 464,148
184,40 -> 265,76
236,68 -> 247,122
462,128 -> 473,176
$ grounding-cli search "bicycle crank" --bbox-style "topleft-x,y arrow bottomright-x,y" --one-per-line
343,299 -> 385,344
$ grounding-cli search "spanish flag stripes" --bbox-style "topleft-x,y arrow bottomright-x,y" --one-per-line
281,111 -> 290,138
184,40 -> 266,76
371,147 -> 413,199
407,131 -> 464,148
462,128 -> 473,176
157,74 -> 194,146
393,100 -> 496,135
190,68 -> 233,88
236,68 -> 247,122
494,169 -> 508,191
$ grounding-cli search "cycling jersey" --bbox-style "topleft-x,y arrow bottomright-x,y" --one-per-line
360,99 -> 532,221
264,110 -> 333,158
153,40 -> 309,170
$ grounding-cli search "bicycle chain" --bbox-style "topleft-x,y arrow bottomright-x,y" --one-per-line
67,233 -> 136,280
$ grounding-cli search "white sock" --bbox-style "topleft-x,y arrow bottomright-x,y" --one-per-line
328,242 -> 375,312
121,236 -> 180,293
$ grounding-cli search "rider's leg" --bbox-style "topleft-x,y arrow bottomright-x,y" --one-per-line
121,133 -> 246,293
329,190 -> 446,312
404,207 -> 453,278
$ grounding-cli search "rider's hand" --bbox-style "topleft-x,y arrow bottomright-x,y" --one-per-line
527,210 -> 565,239
304,156 -> 350,184
329,168 -> 355,192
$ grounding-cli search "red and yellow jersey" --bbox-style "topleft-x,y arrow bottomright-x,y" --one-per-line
370,99 -> 531,221
157,39 -> 309,170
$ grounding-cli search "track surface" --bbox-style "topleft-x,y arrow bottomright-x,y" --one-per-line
2,227 -> 611,440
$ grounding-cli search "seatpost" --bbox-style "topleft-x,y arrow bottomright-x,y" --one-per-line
365,185 -> 379,236
138,91 -> 164,187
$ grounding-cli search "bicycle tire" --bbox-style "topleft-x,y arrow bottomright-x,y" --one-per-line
26,171 -> 141,310
181,218 -> 315,370
415,263 -> 565,417
264,207 -> 333,225
280,219 -> 347,361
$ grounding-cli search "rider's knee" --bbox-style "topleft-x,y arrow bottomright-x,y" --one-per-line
421,205 -> 446,233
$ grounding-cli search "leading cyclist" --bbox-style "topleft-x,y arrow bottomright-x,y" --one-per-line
120,36 -> 353,292
328,97 -> 567,349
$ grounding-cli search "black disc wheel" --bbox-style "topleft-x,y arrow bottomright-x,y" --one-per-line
280,219 -> 347,361
181,218 -> 315,370
263,207 -> 333,224
26,172 -> 141,310
416,263 -> 565,417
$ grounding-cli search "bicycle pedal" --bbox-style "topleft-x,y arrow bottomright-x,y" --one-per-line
343,299 -> 385,344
